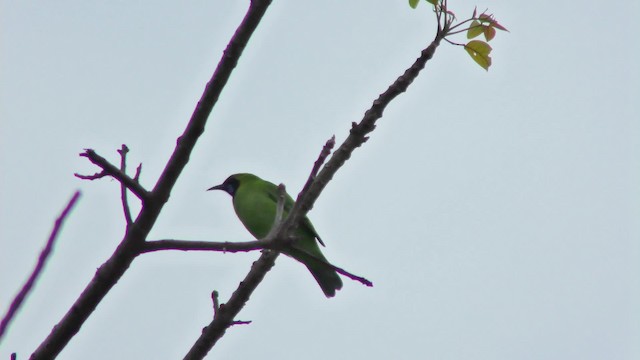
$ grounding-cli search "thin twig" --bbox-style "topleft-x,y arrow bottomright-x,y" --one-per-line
133,163 -> 142,182
75,149 -> 150,202
184,250 -> 279,360
211,291 -> 219,317
0,191 -> 81,343
74,171 -> 107,180
212,291 -> 251,326
117,145 -> 134,226
300,136 -> 335,196
231,320 -> 252,326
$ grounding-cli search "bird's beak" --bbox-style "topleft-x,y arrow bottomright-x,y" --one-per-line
207,184 -> 224,192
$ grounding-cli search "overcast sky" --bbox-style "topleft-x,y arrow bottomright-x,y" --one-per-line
1,1 -> 639,359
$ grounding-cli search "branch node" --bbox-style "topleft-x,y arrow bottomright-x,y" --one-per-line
76,148 -> 150,202
211,290 -> 220,318
133,164 -> 142,182
117,144 -> 134,226
231,320 -> 252,326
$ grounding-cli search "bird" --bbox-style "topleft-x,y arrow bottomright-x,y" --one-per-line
208,173 -> 343,297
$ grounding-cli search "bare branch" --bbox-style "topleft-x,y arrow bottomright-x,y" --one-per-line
211,291 -> 219,317
75,149 -> 150,203
181,34 -> 451,348
0,191 -> 81,343
183,250 -> 279,360
133,163 -> 142,182
284,36 -> 445,235
214,26 -> 447,329
117,145 -> 134,226
212,290 -> 251,326
74,171 -> 107,180
141,239 -> 265,253
31,0 -> 272,357
231,320 -> 252,326
300,136 -> 335,196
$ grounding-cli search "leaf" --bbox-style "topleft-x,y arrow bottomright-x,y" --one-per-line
478,12 -> 509,31
467,20 -> 483,39
408,0 -> 419,9
478,13 -> 493,23
464,40 -> 492,70
492,20 -> 509,31
484,25 -> 496,41
426,0 -> 439,5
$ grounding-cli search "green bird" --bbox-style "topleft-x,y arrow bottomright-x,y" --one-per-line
208,173 -> 343,297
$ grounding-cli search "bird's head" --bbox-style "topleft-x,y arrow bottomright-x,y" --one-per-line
207,173 -> 257,197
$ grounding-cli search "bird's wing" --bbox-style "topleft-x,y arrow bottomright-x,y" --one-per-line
266,185 -> 326,247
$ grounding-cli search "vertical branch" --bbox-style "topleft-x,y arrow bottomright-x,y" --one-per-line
117,145 -> 134,226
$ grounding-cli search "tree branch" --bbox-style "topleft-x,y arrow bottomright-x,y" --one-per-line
141,239 -> 265,253
299,136 -> 335,195
183,184 -> 288,359
0,191 -> 81,344
183,249 -> 279,360
217,39 -> 447,321
183,30 -> 444,358
30,0 -> 272,358
75,149 -> 150,203
284,35 -> 445,235
117,145 -> 134,226
184,124 -> 349,357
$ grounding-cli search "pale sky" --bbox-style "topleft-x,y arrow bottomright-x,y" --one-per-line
1,1 -> 639,359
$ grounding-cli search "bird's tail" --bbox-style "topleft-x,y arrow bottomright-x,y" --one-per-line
287,248 -> 343,298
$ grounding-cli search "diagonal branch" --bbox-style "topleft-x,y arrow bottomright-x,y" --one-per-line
75,149 -> 150,203
31,1 -> 273,358
184,182 -> 288,359
184,29 -> 445,358
183,249 -> 280,360
299,136 -> 335,195
284,35 -> 445,234
0,191 -> 81,344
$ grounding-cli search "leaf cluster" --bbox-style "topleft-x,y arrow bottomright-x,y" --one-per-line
409,0 -> 508,70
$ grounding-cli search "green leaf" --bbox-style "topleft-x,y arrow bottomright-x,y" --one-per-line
464,40 -> 492,70
408,0 -> 419,9
426,0 -> 438,5
467,20 -> 483,39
